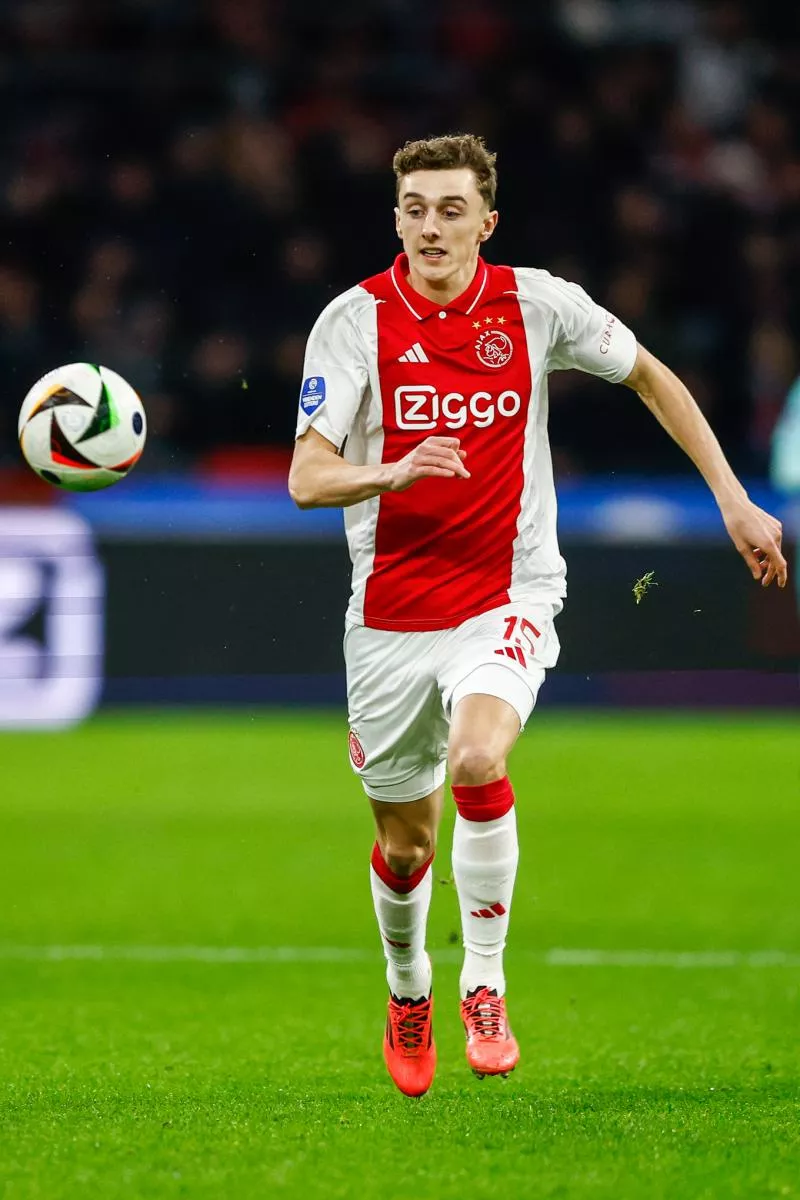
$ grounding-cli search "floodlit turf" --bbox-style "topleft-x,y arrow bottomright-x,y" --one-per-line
0,710 -> 798,1199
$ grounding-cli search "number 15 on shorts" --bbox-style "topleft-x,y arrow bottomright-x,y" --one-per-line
495,615 -> 541,669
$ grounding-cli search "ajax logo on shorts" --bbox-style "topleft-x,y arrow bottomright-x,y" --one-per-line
348,729 -> 366,769
300,376 -> 326,414
394,386 -> 522,431
475,328 -> 513,369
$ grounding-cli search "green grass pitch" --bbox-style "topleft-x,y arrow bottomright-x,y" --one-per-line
0,710 -> 798,1199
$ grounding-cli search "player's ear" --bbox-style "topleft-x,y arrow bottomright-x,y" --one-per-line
479,210 -> 499,243
394,207 -> 402,239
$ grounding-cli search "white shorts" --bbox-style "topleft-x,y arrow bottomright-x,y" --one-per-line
345,599 -> 561,803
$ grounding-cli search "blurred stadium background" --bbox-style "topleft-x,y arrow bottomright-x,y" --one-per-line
0,5 -> 798,1196
0,0 -> 797,723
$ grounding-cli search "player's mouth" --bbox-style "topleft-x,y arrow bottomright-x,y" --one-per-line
420,248 -> 447,261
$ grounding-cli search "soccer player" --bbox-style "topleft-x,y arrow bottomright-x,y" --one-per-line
289,134 -> 787,1098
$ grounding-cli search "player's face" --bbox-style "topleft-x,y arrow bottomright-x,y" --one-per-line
395,169 -> 498,299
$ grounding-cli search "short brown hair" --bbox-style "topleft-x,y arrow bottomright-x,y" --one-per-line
393,133 -> 497,209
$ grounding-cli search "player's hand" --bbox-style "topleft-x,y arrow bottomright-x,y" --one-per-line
720,495 -> 787,587
386,436 -> 470,492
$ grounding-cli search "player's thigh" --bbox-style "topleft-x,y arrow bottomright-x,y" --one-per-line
439,599 -> 561,749
345,623 -> 449,804
447,693 -> 523,780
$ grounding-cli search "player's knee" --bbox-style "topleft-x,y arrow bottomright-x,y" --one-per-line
448,743 -> 506,787
380,830 -> 435,878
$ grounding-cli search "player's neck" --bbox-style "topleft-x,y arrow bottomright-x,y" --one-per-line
405,257 -> 480,307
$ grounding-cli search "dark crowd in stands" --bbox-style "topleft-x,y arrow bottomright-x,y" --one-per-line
0,0 -> 797,479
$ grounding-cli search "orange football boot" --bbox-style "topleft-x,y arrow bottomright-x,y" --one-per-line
460,986 -> 519,1078
383,993 -> 436,1097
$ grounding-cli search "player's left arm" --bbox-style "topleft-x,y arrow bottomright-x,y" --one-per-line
623,344 -> 787,588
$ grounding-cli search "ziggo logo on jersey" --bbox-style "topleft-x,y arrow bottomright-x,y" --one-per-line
394,386 -> 522,431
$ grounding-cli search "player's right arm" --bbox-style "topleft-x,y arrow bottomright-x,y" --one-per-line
289,427 -> 468,509
289,287 -> 467,509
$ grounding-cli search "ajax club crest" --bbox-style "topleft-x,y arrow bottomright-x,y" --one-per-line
475,327 -> 513,369
348,729 -> 366,769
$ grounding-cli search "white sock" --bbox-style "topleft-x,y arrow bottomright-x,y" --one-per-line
370,845 -> 433,1001
452,806 -> 519,999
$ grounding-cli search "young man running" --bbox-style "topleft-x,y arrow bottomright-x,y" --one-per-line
289,134 -> 786,1098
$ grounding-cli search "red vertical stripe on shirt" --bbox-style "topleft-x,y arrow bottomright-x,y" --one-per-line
361,263 -> 532,631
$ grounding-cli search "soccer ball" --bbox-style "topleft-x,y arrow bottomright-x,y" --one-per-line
18,363 -> 146,491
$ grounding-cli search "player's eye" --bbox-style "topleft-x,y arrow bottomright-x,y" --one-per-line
444,210 -> 460,219
407,207 -> 423,218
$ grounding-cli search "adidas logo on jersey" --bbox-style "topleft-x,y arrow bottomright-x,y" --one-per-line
398,342 -> 429,363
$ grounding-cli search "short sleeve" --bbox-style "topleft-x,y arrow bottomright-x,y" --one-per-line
545,278 -> 638,383
295,288 -> 370,447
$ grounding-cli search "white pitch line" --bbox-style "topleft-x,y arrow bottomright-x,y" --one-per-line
546,949 -> 800,969
1,945 -> 799,968
0,944 -> 376,964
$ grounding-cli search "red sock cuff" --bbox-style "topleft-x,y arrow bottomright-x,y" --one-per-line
452,776 -> 515,822
370,842 -> 434,894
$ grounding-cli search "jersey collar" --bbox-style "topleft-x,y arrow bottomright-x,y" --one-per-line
390,253 -> 489,321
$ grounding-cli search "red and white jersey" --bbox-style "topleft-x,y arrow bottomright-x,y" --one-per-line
296,254 -> 637,632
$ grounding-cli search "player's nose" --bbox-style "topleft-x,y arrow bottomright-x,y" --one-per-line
421,211 -> 441,238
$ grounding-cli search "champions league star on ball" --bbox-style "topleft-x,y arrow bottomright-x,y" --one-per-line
18,363 -> 146,491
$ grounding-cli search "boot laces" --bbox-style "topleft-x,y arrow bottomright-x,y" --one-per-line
388,997 -> 431,1057
463,987 -> 504,1041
